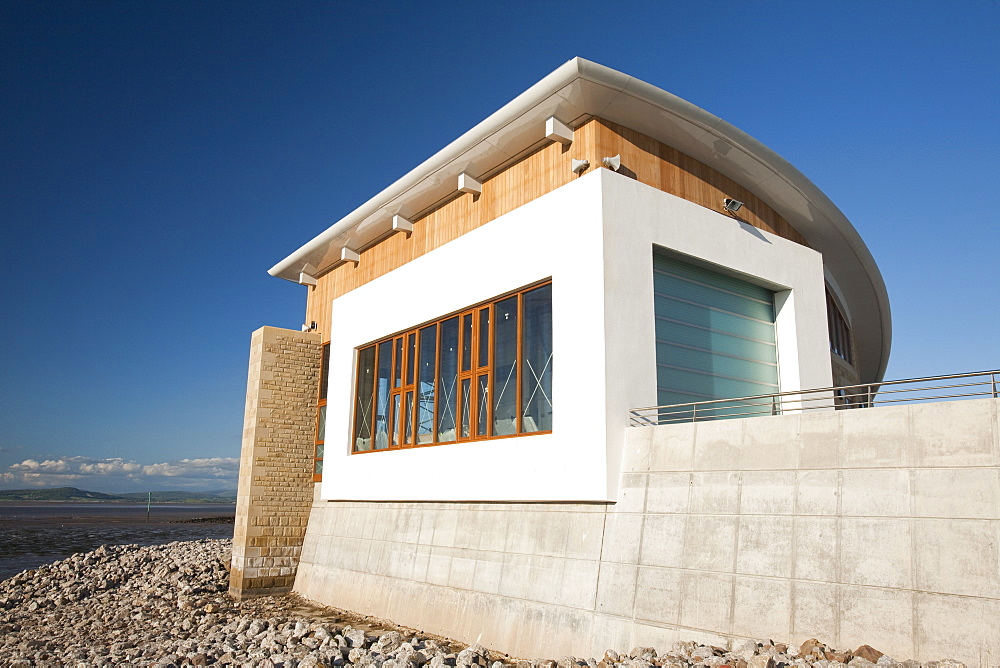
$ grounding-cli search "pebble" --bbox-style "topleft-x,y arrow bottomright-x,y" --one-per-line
0,540 -> 970,666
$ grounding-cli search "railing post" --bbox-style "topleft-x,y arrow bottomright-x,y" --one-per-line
771,395 -> 777,415
993,372 -> 998,399
692,403 -> 697,423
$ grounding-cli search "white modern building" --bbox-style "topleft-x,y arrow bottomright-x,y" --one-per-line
266,57 -> 889,504
229,59 -> 1000,663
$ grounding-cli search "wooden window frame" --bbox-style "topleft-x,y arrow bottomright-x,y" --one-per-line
313,342 -> 330,481
351,280 -> 552,454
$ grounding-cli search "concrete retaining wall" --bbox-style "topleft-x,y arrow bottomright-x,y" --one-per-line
293,398 -> 1000,664
230,326 -> 322,598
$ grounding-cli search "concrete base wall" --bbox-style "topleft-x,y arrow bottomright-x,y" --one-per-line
294,398 -> 1000,664
230,326 -> 322,598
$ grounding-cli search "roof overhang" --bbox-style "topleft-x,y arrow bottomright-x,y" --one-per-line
268,57 -> 891,384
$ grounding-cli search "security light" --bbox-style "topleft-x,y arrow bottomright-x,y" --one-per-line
572,158 -> 590,174
723,198 -> 744,213
602,154 -> 621,171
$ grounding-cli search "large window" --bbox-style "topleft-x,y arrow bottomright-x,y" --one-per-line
352,281 -> 552,453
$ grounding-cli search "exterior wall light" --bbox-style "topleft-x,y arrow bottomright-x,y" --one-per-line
572,158 -> 590,174
602,154 -> 621,171
723,198 -> 744,213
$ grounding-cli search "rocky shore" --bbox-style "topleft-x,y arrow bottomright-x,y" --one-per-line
0,539 -> 966,667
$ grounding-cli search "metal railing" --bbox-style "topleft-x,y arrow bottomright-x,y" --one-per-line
629,369 -> 1000,426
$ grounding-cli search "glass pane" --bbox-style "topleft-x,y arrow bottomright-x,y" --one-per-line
653,294 -> 775,343
460,378 -> 471,438
656,365 -> 776,399
393,337 -> 403,388
477,373 -> 488,437
314,459 -> 323,475
655,318 -> 777,364
417,324 -> 437,444
654,251 -> 773,302
478,307 -> 490,368
374,340 -> 392,450
314,442 -> 324,460
437,317 -> 459,442
403,390 -> 414,444
391,393 -> 400,447
492,296 -> 518,436
406,333 -> 416,385
655,340 -> 778,386
316,404 -> 326,442
461,314 -> 472,371
353,346 -> 376,451
521,284 -> 553,433
654,270 -> 774,322
319,343 -> 330,400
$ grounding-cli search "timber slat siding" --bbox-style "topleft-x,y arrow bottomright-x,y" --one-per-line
305,117 -> 802,341
591,119 -> 807,246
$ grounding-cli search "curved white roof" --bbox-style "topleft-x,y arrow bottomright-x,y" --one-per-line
269,57 -> 890,384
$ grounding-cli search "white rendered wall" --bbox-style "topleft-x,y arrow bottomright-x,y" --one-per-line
321,170 -> 833,502
322,173 -> 609,502
598,171 -> 833,494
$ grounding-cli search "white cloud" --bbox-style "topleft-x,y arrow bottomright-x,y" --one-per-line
141,457 -> 236,477
10,458 -> 73,473
0,455 -> 240,492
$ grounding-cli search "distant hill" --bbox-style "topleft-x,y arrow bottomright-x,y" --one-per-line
0,487 -> 121,501
0,487 -> 236,503
203,488 -> 238,499
119,491 -> 236,503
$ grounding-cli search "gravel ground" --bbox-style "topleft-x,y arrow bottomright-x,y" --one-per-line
0,539 -> 967,667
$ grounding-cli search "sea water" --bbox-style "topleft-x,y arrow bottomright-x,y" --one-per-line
0,503 -> 235,581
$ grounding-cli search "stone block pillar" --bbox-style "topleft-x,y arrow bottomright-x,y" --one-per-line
230,326 -> 322,598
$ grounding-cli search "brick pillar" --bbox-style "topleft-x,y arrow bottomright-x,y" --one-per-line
230,326 -> 322,598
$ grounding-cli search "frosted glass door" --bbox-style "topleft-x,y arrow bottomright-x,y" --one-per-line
653,250 -> 779,417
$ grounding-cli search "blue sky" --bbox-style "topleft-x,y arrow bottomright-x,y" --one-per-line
1,1 -> 997,493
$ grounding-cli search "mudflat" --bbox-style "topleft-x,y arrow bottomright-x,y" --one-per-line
0,502 -> 234,580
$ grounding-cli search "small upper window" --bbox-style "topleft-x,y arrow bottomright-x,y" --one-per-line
313,342 -> 330,481
826,290 -> 853,366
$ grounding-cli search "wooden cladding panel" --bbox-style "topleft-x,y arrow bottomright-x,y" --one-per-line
305,136 -> 581,341
305,117 -> 802,341
590,119 -> 807,246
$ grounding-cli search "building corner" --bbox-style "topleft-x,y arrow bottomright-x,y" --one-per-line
229,325 -> 323,599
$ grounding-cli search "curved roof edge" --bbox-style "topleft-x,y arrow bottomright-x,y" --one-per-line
268,57 -> 891,384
